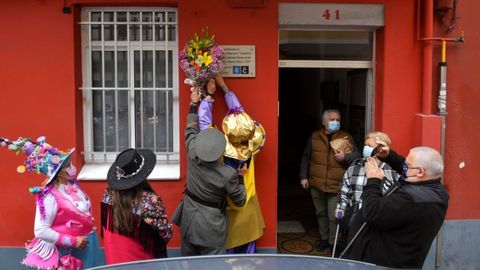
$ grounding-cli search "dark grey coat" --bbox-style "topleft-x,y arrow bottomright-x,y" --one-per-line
172,113 -> 246,248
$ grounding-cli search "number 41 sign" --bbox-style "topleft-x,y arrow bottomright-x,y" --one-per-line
322,9 -> 341,20
279,4 -> 384,28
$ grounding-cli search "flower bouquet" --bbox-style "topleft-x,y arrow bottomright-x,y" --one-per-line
179,28 -> 224,95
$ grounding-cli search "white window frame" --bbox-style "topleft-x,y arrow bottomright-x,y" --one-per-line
78,7 -> 179,180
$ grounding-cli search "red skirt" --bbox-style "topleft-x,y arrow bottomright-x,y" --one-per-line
103,228 -> 155,264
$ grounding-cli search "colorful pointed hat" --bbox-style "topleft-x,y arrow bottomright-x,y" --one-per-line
0,136 -> 75,192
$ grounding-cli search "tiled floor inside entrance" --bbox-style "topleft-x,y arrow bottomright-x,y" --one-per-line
277,221 -> 337,256
277,187 -> 345,257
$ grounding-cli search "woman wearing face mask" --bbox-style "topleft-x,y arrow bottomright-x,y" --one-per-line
0,136 -> 102,269
335,132 -> 402,237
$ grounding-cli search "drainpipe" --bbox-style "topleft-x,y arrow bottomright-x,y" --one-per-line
418,0 -> 464,268
421,34 -> 463,269
432,33 -> 463,270
418,0 -> 464,168
419,26 -> 464,167
438,41 -> 447,158
436,41 -> 447,270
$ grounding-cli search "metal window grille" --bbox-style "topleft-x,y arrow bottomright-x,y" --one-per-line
80,8 -> 179,164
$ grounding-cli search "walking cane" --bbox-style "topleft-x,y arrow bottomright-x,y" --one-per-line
338,221 -> 367,259
331,212 -> 342,258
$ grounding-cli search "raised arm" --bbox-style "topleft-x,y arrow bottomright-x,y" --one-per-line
380,149 -> 406,176
214,73 -> 245,114
373,140 -> 406,176
198,78 -> 217,131
185,87 -> 201,160
198,98 -> 214,131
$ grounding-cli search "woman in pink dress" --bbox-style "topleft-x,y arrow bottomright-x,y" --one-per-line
0,136 -> 102,269
101,148 -> 173,264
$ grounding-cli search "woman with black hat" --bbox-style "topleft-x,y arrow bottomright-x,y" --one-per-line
101,148 -> 173,264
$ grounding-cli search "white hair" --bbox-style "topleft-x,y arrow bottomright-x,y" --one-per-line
365,131 -> 392,147
322,109 -> 341,121
410,146 -> 444,178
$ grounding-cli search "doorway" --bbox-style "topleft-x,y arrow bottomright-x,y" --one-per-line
276,1 -> 382,256
277,68 -> 370,254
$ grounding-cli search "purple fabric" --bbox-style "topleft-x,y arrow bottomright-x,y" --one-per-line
225,241 -> 257,254
224,91 -> 244,114
36,185 -> 54,220
198,91 -> 243,130
198,98 -> 214,131
245,241 -> 257,253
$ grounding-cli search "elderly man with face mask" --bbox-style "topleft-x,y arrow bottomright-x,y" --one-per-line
343,146 -> 449,268
299,109 -> 360,252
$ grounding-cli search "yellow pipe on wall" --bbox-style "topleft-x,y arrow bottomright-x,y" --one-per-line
442,40 -> 447,63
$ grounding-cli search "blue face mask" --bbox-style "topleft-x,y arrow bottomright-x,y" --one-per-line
327,120 -> 340,133
363,145 -> 374,158
401,162 -> 408,178
402,162 -> 420,179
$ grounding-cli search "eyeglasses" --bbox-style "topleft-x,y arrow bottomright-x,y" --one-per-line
402,162 -> 423,177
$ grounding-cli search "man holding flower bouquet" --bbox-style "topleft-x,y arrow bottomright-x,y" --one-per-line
196,74 -> 266,254
172,84 -> 247,256
178,29 -> 265,254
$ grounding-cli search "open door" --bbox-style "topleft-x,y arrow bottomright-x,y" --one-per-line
277,1 -> 382,256
277,68 -> 370,255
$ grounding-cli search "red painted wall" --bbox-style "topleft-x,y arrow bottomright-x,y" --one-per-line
431,1 -> 480,219
378,0 -> 423,153
0,0 -> 478,249
177,0 -> 279,249
0,0 -> 279,248
0,0 -> 80,246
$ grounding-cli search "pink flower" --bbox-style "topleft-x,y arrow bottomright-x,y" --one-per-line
179,29 -> 224,85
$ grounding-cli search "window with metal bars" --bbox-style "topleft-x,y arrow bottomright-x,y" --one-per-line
80,8 -> 179,165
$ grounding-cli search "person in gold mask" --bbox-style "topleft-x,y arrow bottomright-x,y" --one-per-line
196,73 -> 266,253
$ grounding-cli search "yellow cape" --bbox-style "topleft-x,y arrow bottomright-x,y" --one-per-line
225,158 -> 265,249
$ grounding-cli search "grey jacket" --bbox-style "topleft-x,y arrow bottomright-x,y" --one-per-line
172,113 -> 246,247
